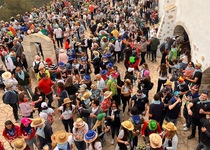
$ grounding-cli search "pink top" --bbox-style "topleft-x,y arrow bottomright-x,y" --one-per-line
19,102 -> 33,117
58,53 -> 68,64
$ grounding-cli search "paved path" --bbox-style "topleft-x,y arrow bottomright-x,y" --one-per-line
0,56 -> 199,149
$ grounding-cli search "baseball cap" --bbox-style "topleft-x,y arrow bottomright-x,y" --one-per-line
41,102 -> 48,108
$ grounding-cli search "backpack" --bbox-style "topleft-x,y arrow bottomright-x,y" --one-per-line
147,82 -> 154,90
34,61 -> 41,73
45,112 -> 54,125
159,42 -> 166,53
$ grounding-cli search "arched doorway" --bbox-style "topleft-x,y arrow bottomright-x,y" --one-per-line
22,33 -> 57,69
174,25 -> 191,50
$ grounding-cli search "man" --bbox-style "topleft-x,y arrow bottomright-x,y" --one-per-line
114,36 -> 122,63
167,91 -> 182,125
150,34 -> 160,62
15,66 -> 33,99
53,25 -> 63,48
95,74 -> 106,91
38,73 -> 55,108
175,76 -> 189,100
2,51 -> 16,73
187,91 -> 210,141
185,63 -> 202,88
129,90 -> 149,115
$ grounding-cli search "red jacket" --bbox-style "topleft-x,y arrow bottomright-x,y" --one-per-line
141,121 -> 162,136
38,78 -> 54,95
2,125 -> 20,141
19,126 -> 36,140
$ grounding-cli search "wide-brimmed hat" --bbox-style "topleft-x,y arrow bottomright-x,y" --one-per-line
2,71 -> 11,80
148,120 -> 157,131
164,80 -> 172,86
45,57 -> 52,62
62,98 -> 72,105
11,138 -> 27,150
79,84 -> 87,89
81,91 -> 92,100
93,51 -> 99,56
31,118 -> 45,127
59,62 -> 65,67
149,133 -> 162,148
195,63 -> 202,68
128,67 -> 134,72
143,70 -> 150,77
106,52 -> 112,57
78,87 -> 86,93
74,118 -> 85,128
104,91 -> 113,99
41,102 -> 48,108
83,75 -> 91,81
84,130 -> 98,143
162,122 -> 177,131
100,70 -> 107,76
121,120 -> 134,131
55,130 -> 70,144
107,62 -> 113,68
68,56 -> 74,61
173,91 -> 180,97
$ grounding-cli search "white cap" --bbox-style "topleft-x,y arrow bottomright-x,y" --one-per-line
128,67 -> 134,72
41,102 -> 48,108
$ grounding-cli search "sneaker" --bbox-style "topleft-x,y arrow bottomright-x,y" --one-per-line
111,139 -> 114,145
183,123 -> 187,127
183,127 -> 189,131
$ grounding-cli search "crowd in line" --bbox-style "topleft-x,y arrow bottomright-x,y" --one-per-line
0,0 -> 210,150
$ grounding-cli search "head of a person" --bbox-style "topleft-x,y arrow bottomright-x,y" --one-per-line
124,79 -> 132,87
190,85 -> 198,94
91,99 -> 100,107
200,91 -> 208,101
42,72 -> 48,80
34,87 -> 41,95
136,90 -> 143,98
16,66 -> 22,73
18,92 -> 28,102
5,120 -> 14,130
57,82 -> 66,91
142,63 -> 149,70
130,106 -> 139,116
154,93 -> 160,101
195,63 -> 202,70
95,74 -> 101,81
21,117 -> 31,128
187,61 -> 194,68
111,101 -> 118,110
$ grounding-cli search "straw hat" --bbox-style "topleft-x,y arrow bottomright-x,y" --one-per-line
104,91 -> 113,99
51,131 -> 59,143
31,118 -> 45,127
195,63 -> 202,68
164,80 -> 172,86
84,130 -> 98,143
11,138 -> 27,150
93,51 -> 99,56
2,71 -> 11,80
149,133 -> 162,148
55,130 -> 70,144
162,122 -> 177,131
73,118 -> 85,128
121,120 -> 134,131
62,98 -> 72,105
78,87 -> 86,93
81,92 -> 92,100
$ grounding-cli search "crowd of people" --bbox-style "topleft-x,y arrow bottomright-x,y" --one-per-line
0,0 -> 210,150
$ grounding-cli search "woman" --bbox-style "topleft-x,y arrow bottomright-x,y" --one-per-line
92,51 -> 101,75
140,36 -> 148,65
73,118 -> 89,150
162,122 -> 178,150
100,91 -> 113,112
65,75 -> 78,100
36,65 -> 50,81
18,92 -> 35,118
107,101 -> 123,145
179,49 -> 191,70
45,57 -> 58,81
121,79 -> 133,113
72,59 -> 80,70
58,98 -> 76,132
72,68 -> 81,85
138,69 -> 152,98
32,87 -> 45,113
57,82 -> 69,107
2,120 -> 20,149
183,61 -> 195,80
19,118 -> 37,150
116,120 -> 135,150
84,130 -> 102,150
156,63 -> 168,93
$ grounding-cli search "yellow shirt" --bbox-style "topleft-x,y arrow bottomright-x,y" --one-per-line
111,29 -> 119,39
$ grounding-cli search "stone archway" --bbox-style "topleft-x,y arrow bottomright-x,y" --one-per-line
22,33 -> 57,69
200,67 -> 210,98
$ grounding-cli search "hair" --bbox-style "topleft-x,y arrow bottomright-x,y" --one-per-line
111,100 -> 119,109
166,130 -> 177,139
73,69 -> 79,75
5,120 -> 15,130
142,63 -> 149,70
87,137 -> 101,150
56,72 -> 62,79
18,92 -> 26,102
93,99 -> 99,106
63,101 -> 73,112
42,72 -> 47,78
159,63 -> 167,77
57,82 -> 66,91
188,61 -> 194,68
153,93 -> 160,101
34,87 -> 41,94
130,106 -> 139,115
65,75 -> 73,87
137,89 -> 142,93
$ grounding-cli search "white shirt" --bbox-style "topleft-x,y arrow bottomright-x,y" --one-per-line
86,141 -> 102,150
114,40 -> 122,52
5,56 -> 16,71
59,105 -> 75,120
54,28 -> 63,38
3,78 -> 18,91
39,108 -> 54,121
54,135 -> 73,150
97,78 -> 106,90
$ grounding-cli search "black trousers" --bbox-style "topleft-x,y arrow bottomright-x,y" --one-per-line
114,51 -> 121,63
9,103 -> 19,121
156,79 -> 167,93
151,51 -> 157,61
191,118 -> 201,142
62,118 -> 73,133
56,37 -> 63,48
140,52 -> 146,65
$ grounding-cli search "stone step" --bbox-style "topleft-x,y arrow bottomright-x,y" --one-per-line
201,77 -> 210,83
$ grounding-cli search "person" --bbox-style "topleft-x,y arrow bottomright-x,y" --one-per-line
107,101 -> 123,145
57,82 -> 69,107
141,120 -> 162,144
18,92 -> 36,118
149,93 -> 164,126
179,50 -> 191,70
84,130 -> 102,150
167,91 -> 182,125
148,133 -> 162,150
39,102 -> 55,125
38,72 -> 55,108
2,120 -> 20,149
58,98 -> 76,132
3,83 -> 19,122
95,74 -> 106,91
52,130 -> 73,150
31,117 -> 53,149
187,91 -> 210,141
73,118 -> 89,150
139,36 -> 148,65
196,118 -> 210,150
2,51 -> 16,73
19,117 -> 37,150
162,122 -> 178,150
174,76 -> 189,100
156,63 -> 168,93
150,34 -> 160,62
32,87 -> 45,113
92,51 -> 101,74
36,65 -> 50,81
11,137 -> 30,150
100,91 -> 112,112
116,120 -> 135,150
15,66 -> 33,99
121,79 -> 133,113
2,71 -> 18,92
129,90 -> 149,116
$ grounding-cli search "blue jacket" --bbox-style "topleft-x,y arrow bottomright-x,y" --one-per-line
4,91 -> 18,104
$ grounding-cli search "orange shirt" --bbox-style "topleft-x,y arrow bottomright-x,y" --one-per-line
89,5 -> 94,12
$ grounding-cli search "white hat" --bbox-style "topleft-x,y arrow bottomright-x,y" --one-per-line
128,67 -> 134,72
59,49 -> 65,53
79,84 -> 87,89
41,102 -> 48,108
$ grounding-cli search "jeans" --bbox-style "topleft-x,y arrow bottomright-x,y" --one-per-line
183,104 -> 192,128
62,118 -> 73,133
156,79 -> 167,93
9,103 -> 19,121
114,51 -> 121,63
46,92 -> 53,108
20,85 -> 34,100
140,52 -> 146,65
151,51 -> 157,61
74,141 -> 86,150
111,126 -> 120,139
26,137 -> 37,150
196,142 -> 210,150
167,117 -> 178,126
